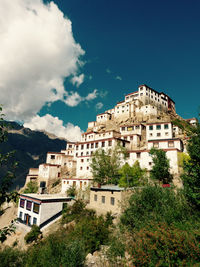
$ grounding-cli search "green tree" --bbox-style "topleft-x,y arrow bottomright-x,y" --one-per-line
23,181 -> 38,193
90,145 -> 127,185
149,148 -> 172,184
182,118 -> 200,210
118,161 -> 146,187
0,107 -> 18,242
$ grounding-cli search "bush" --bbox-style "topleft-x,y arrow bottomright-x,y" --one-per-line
120,185 -> 190,230
26,234 -> 85,267
66,185 -> 76,197
24,225 -> 41,244
23,181 -> 38,193
0,247 -> 25,267
126,223 -> 200,266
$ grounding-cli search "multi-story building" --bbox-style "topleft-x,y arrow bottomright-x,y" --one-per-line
24,84 -> 189,192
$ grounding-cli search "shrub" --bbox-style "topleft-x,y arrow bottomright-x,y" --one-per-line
66,185 -> 76,197
0,247 -> 25,267
24,225 -> 41,244
23,181 -> 38,193
120,185 -> 190,229
126,223 -> 200,266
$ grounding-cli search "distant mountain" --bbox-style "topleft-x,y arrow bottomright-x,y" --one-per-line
0,121 -> 67,190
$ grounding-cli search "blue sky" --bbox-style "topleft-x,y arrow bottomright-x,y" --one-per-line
1,0 -> 200,140
44,0 -> 200,128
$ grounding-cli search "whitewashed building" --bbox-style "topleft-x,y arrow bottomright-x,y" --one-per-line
17,194 -> 72,228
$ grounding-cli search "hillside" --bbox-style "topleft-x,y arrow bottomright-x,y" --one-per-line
0,121 -> 66,190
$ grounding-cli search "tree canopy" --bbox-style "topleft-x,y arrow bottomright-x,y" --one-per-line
90,145 -> 127,185
149,147 -> 172,184
118,161 -> 146,187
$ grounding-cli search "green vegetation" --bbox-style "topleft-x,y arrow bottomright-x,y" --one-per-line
118,161 -> 146,187
66,185 -> 77,197
24,225 -> 41,244
23,181 -> 38,193
90,145 -> 127,185
150,147 -> 172,184
182,118 -> 200,210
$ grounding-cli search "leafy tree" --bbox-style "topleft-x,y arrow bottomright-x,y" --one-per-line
149,148 -> 172,184
23,181 -> 38,193
90,145 -> 127,185
118,161 -> 146,187
0,107 -> 18,242
66,185 -> 77,197
182,118 -> 200,210
24,225 -> 41,244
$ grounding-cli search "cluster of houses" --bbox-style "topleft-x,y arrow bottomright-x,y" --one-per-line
17,84 -> 196,228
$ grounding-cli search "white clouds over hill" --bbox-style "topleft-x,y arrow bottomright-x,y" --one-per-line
0,0 -> 99,138
24,114 -> 83,141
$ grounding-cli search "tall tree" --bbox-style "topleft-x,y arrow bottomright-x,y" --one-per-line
149,148 -> 172,184
118,161 -> 146,187
90,145 -> 127,185
182,118 -> 200,210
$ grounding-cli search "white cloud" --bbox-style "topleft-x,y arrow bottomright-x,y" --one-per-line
0,0 -> 85,121
64,89 -> 98,107
24,114 -> 83,141
95,102 -> 103,110
85,89 -> 98,101
99,90 -> 108,98
71,74 -> 84,87
116,76 -> 122,80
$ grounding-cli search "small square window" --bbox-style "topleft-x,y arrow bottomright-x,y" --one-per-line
136,152 -> 141,159
81,159 -> 84,162
165,132 -> 169,136
156,125 -> 161,130
20,199 -> 25,208
19,211 -> 23,219
149,125 -> 153,130
164,124 -> 169,129
50,155 -> 55,160
153,142 -> 159,148
110,197 -> 115,205
168,141 -> 174,147
33,217 -> 37,225
157,133 -> 161,137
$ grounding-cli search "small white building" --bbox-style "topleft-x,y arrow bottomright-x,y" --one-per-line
61,178 -> 92,193
17,194 -> 72,228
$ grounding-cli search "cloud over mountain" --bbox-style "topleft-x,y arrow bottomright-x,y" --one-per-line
24,114 -> 83,141
0,0 -> 86,122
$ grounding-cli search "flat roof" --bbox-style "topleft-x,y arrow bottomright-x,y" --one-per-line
20,193 -> 71,201
91,185 -> 125,191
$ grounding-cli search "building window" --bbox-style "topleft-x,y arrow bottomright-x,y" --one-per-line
94,195 -> 97,201
157,133 -> 161,137
149,162 -> 152,166
110,197 -> 115,205
165,132 -> 169,136
149,125 -> 153,130
108,140 -> 112,146
87,159 -> 89,162
168,141 -> 174,147
122,127 -> 125,131
95,143 -> 98,148
87,167 -> 89,170
102,196 -> 105,204
164,124 -> 169,129
81,152 -> 83,156
130,136 -> 133,140
127,127 -> 133,131
20,199 -> 25,208
81,159 -> 84,162
87,144 -> 89,149
136,152 -> 141,159
102,142 -> 105,147
19,211 -> 23,219
33,203 -> 40,214
67,181 -> 69,184
50,155 -> 55,160
156,125 -> 161,130
76,146 -> 78,150
153,142 -> 159,148
86,151 -> 89,155
81,145 -> 84,150
26,201 -> 32,211
80,167 -> 83,170
149,133 -> 153,137
91,143 -> 94,148
33,217 -> 37,225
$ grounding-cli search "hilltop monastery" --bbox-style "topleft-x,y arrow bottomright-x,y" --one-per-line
25,84 -> 196,193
